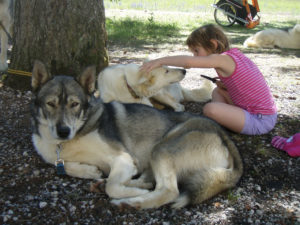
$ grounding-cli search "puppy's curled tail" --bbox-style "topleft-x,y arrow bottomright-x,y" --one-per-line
181,79 -> 213,102
172,125 -> 243,209
243,36 -> 258,48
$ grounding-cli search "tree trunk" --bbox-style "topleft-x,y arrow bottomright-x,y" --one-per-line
6,0 -> 108,90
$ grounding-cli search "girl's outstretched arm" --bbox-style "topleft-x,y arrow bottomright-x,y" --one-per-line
140,54 -> 232,75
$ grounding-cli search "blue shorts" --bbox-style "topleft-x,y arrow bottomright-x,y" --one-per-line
241,111 -> 277,135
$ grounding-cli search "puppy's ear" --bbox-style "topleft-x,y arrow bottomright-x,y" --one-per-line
32,60 -> 52,92
137,70 -> 150,84
77,66 -> 96,95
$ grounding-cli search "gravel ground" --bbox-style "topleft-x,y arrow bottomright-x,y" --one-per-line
1,14 -> 300,225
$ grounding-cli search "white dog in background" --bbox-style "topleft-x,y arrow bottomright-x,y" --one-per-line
243,24 -> 300,49
98,64 -> 213,112
0,0 -> 12,71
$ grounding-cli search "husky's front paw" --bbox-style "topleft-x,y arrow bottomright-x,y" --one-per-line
80,166 -> 103,179
64,162 -> 103,179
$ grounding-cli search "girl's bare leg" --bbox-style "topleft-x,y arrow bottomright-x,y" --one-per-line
203,88 -> 245,133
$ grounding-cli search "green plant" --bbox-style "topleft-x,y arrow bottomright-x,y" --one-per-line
227,190 -> 240,202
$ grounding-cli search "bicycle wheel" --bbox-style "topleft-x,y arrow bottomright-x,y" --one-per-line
214,3 -> 237,27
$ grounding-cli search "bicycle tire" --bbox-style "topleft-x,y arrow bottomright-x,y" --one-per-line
214,3 -> 237,27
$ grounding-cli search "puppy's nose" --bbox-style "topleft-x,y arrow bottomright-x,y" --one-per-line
56,124 -> 70,139
182,69 -> 186,75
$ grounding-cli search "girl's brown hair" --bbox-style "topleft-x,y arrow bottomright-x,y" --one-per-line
186,24 -> 230,54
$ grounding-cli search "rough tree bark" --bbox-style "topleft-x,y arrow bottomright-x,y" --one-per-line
6,0 -> 108,90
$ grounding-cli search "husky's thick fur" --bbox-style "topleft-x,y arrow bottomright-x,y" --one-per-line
98,64 -> 213,112
31,60 -> 243,209
244,24 -> 300,49
0,0 -> 12,71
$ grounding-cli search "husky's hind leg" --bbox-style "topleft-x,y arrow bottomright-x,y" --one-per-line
111,155 -> 179,209
126,171 -> 154,189
105,153 -> 150,199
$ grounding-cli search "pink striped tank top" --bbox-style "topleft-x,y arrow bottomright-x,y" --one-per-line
218,48 -> 276,115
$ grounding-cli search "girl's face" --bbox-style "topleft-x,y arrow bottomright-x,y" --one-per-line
189,45 -> 211,57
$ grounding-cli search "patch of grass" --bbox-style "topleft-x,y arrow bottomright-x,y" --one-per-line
105,0 -> 212,12
106,16 -> 181,46
257,146 -> 269,156
226,190 -> 240,203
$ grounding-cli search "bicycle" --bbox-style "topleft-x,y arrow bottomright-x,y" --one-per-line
212,0 -> 260,29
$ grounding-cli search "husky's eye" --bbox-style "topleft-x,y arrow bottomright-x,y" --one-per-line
47,102 -> 55,108
71,102 -> 79,108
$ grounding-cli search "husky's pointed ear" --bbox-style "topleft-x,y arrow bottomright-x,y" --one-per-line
77,66 -> 96,95
32,60 -> 52,92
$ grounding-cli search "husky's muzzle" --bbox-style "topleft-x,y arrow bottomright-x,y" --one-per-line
56,124 -> 71,139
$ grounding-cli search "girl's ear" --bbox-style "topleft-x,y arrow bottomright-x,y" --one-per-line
210,39 -> 218,51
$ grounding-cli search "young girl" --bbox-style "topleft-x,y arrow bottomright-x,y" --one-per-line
140,24 -> 277,135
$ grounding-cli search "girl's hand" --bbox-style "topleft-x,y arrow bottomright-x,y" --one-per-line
140,59 -> 162,73
217,87 -> 233,105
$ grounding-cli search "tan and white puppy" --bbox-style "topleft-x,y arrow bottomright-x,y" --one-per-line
98,64 -> 212,112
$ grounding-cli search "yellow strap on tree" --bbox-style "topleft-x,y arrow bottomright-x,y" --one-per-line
7,68 -> 32,77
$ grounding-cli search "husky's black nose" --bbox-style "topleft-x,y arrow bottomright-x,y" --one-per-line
56,124 -> 70,139
182,69 -> 186,75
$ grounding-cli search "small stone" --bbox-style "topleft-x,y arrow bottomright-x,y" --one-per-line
255,185 -> 261,191
185,211 -> 192,216
39,202 -> 47,208
256,210 -> 264,216
33,170 -> 40,176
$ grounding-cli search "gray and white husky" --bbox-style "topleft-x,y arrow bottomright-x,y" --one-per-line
31,60 -> 243,209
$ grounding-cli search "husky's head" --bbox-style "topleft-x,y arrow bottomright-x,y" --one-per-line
133,66 -> 186,97
31,60 -> 96,141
